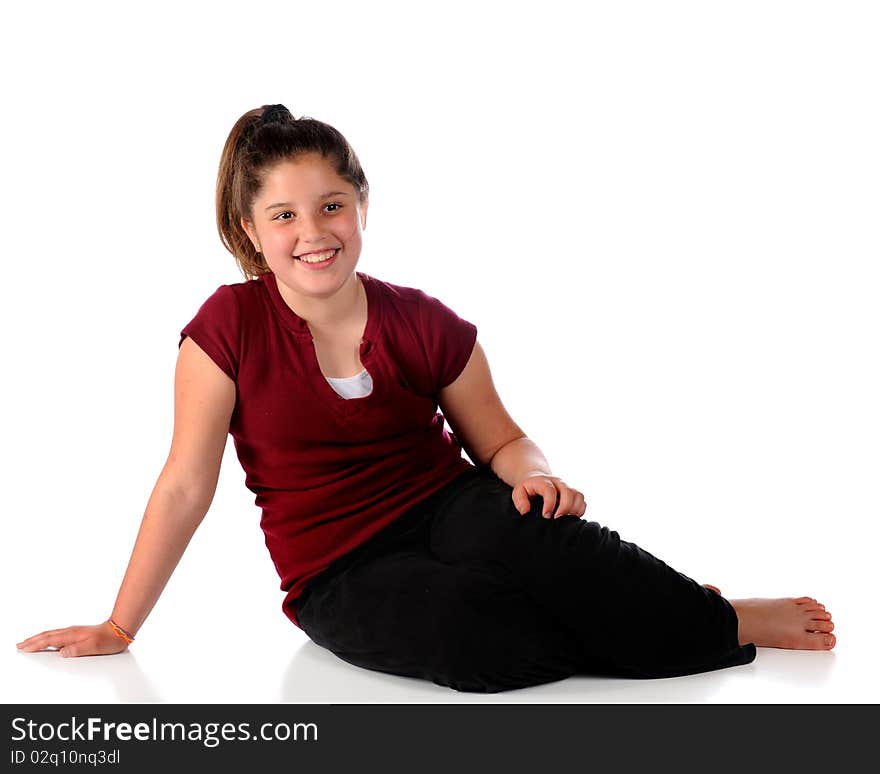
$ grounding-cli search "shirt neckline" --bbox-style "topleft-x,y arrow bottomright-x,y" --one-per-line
259,270 -> 381,344
259,271 -> 383,415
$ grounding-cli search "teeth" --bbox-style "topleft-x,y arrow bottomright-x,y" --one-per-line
299,249 -> 337,264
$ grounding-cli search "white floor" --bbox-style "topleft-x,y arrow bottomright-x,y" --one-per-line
3,577 -> 873,704
4,405 -> 878,705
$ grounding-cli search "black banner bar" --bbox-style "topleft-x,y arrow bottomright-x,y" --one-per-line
3,704 -> 875,770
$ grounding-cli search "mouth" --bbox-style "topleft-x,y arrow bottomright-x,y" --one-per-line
295,248 -> 339,265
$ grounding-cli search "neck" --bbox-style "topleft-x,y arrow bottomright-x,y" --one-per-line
277,272 -> 364,330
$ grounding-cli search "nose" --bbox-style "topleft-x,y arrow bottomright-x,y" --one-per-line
296,211 -> 329,245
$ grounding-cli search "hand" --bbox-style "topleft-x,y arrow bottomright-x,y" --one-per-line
511,473 -> 587,519
16,621 -> 131,658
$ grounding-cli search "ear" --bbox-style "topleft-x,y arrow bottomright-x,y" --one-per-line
240,217 -> 260,251
360,197 -> 369,230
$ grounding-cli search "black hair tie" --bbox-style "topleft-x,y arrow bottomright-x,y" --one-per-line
260,104 -> 292,125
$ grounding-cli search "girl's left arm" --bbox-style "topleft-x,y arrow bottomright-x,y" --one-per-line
437,339 -> 587,519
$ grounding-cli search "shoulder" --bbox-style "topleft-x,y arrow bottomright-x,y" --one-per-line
362,273 -> 459,318
361,273 -> 423,308
194,276 -> 262,311
226,276 -> 264,302
181,277 -> 265,341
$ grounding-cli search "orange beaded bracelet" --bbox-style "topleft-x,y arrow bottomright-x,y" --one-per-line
107,618 -> 135,645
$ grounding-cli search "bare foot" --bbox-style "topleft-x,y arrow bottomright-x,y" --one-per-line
729,596 -> 836,650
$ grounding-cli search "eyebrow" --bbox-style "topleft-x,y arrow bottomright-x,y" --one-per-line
264,191 -> 351,212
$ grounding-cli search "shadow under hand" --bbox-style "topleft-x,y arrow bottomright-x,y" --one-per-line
17,649 -> 163,703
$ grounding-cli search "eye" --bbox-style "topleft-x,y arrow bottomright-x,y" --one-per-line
273,203 -> 342,221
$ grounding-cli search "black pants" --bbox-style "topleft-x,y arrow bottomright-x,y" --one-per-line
297,465 -> 757,693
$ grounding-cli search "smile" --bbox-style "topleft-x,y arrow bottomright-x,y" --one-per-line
296,248 -> 339,264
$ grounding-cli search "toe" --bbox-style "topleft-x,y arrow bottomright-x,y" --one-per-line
807,620 -> 834,633
804,632 -> 836,650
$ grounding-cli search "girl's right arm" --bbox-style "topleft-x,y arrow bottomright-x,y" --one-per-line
16,336 -> 236,657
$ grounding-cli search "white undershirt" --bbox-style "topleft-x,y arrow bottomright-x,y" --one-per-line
325,368 -> 374,399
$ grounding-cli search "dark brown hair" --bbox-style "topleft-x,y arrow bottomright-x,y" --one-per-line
216,104 -> 370,280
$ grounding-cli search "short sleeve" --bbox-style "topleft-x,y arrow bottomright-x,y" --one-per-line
417,290 -> 478,391
178,284 -> 241,382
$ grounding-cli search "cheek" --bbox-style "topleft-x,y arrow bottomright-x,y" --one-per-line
269,229 -> 296,249
338,213 -> 363,242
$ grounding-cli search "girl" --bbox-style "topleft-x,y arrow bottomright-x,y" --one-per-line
17,104 -> 836,693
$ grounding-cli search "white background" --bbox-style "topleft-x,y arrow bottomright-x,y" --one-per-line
2,0 -> 878,703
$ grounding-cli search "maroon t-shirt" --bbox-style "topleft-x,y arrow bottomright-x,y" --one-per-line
179,271 -> 477,627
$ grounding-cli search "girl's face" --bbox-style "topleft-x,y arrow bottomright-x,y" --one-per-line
242,152 -> 368,299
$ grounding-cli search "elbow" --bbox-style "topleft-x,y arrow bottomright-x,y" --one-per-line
154,475 -> 216,521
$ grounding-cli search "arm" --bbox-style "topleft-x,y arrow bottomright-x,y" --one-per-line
17,336 -> 235,657
486,436 -> 552,488
105,480 -> 212,640
438,339 -> 587,519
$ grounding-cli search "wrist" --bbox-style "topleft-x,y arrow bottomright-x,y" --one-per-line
488,437 -> 553,488
521,469 -> 553,480
106,618 -> 135,645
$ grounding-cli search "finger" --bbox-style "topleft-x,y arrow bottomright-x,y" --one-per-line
567,491 -> 587,518
59,636 -> 94,659
541,484 -> 558,518
550,493 -> 573,518
551,490 -> 584,518
17,628 -> 66,648
17,630 -> 80,653
16,632 -> 60,651
510,488 -> 531,516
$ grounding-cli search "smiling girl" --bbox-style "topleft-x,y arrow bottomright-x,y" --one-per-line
17,104 -> 835,692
